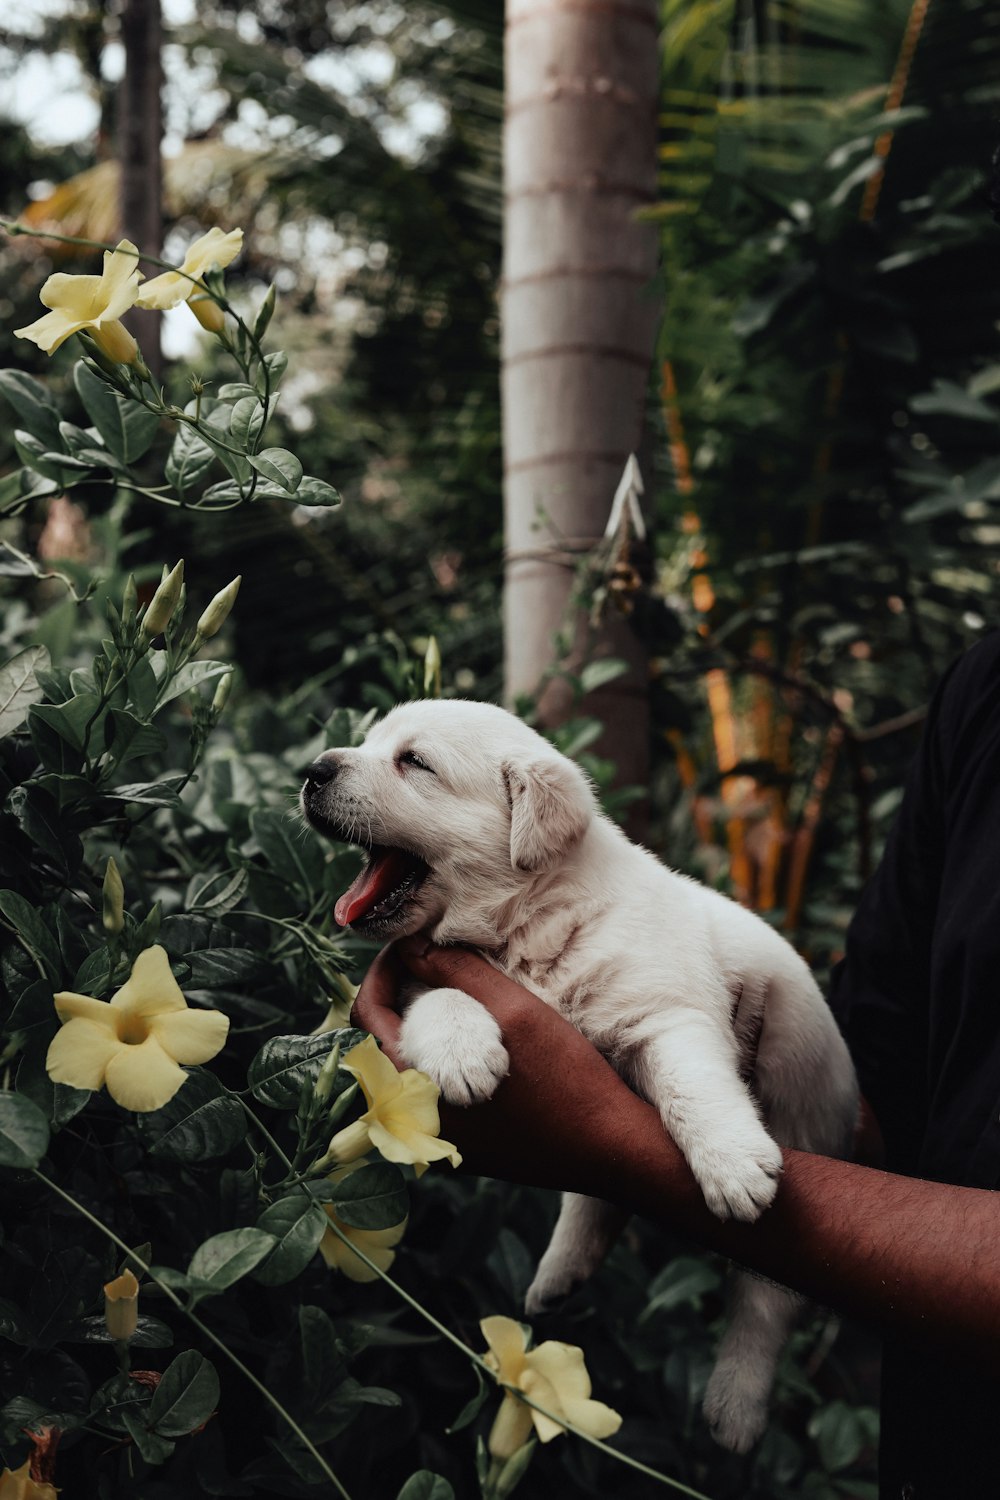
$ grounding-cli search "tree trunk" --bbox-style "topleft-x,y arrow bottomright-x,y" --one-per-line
502,0 -> 659,802
119,0 -> 163,377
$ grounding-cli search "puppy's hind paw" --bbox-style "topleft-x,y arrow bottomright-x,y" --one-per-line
524,1263 -> 577,1318
702,1362 -> 769,1454
398,987 -> 509,1106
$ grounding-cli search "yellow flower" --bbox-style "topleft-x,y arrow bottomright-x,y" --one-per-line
327,1034 -> 461,1176
0,1458 -> 58,1500
319,1202 -> 408,1283
15,239 -> 142,364
481,1315 -> 623,1460
103,1268 -> 140,1341
46,945 -> 229,1113
136,226 -> 243,330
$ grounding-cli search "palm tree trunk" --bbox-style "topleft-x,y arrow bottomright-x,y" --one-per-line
119,0 -> 163,376
502,0 -> 659,798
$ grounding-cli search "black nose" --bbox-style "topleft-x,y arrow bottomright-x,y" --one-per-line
303,757 -> 339,788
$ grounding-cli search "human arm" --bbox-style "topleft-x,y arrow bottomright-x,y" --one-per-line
354,939 -> 1000,1371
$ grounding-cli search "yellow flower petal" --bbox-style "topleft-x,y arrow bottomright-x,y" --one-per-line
526,1341 -> 592,1403
342,1035 -> 403,1108
327,1117 -> 373,1166
136,228 -> 243,311
481,1315 -> 529,1380
135,270 -> 187,310
14,307 -> 87,353
39,271 -> 103,315
319,1210 -> 407,1281
366,1117 -> 462,1171
97,240 -> 142,321
0,1459 -> 58,1500
104,1035 -> 187,1112
54,991 -> 116,1026
149,1006 -> 229,1065
487,1391 -> 534,1460
111,945 -> 187,1017
180,226 -> 244,279
46,1017 -> 119,1091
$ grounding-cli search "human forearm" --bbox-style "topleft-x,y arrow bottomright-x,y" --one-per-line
580,1092 -> 1000,1367
355,940 -> 1000,1368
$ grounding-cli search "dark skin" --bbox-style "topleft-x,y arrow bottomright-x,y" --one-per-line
354,938 -> 1000,1372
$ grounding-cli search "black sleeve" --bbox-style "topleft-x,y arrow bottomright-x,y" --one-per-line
829,657 -> 956,1173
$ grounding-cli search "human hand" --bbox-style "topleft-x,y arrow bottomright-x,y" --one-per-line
351,939 -> 680,1200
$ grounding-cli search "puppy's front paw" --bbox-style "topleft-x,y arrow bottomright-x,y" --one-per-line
688,1129 -> 783,1223
399,987 -> 509,1106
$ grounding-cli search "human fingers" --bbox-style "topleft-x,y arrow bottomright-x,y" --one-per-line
350,944 -> 408,1068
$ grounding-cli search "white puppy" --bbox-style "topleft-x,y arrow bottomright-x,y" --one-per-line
301,699 -> 858,1453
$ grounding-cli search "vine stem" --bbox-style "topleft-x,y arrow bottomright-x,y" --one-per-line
237,1099 -> 295,1172
323,1221 -> 715,1500
32,1167 -> 353,1500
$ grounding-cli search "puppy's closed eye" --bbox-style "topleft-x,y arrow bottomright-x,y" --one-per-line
398,749 -> 435,773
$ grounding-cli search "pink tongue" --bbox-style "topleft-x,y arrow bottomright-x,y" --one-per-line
334,849 -> 413,927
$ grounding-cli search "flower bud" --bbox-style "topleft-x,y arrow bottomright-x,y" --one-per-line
313,1043 -> 341,1109
122,574 -> 138,623
102,857 -> 125,936
103,1268 -> 140,1342
188,291 -> 226,334
90,320 -> 139,366
423,635 -> 442,698
197,576 -> 241,639
212,671 -> 233,715
143,560 -> 185,636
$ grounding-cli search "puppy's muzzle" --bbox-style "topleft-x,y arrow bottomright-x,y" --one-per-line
302,755 -> 340,790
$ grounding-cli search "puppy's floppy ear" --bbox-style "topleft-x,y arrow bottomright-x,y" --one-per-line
503,755 -> 595,872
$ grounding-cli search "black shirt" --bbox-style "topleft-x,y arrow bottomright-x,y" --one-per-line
830,631 -> 1000,1500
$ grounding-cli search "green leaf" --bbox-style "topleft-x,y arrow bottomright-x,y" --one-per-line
106,778 -> 186,809
188,1228 -> 276,1290
7,785 -> 83,876
328,1160 -> 408,1230
122,1404 -> 175,1465
578,657 -> 628,694
230,395 -> 265,449
185,867 -> 249,916
910,379 -> 1000,424
15,1051 -> 90,1129
808,1399 -> 865,1473
253,1192 -> 329,1286
0,645 -> 50,737
73,362 -> 159,462
248,447 -> 303,494
248,1030 -> 364,1110
104,709 -> 168,768
0,370 -> 63,448
183,947 -> 264,986
446,1367 -> 489,1435
149,1349 -> 220,1437
155,658 -> 231,708
0,1091 -> 50,1169
138,1070 -> 246,1162
251,807 -> 325,892
165,420 -> 216,495
29,693 -> 103,753
397,1474 -> 456,1500
0,891 -> 61,982
295,475 -> 341,508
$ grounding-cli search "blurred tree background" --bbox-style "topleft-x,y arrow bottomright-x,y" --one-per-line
2,0 -> 1000,1494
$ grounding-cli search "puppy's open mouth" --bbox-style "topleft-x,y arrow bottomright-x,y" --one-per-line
334,845 -> 429,933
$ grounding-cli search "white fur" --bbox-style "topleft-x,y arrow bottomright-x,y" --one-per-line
305,699 -> 859,1452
